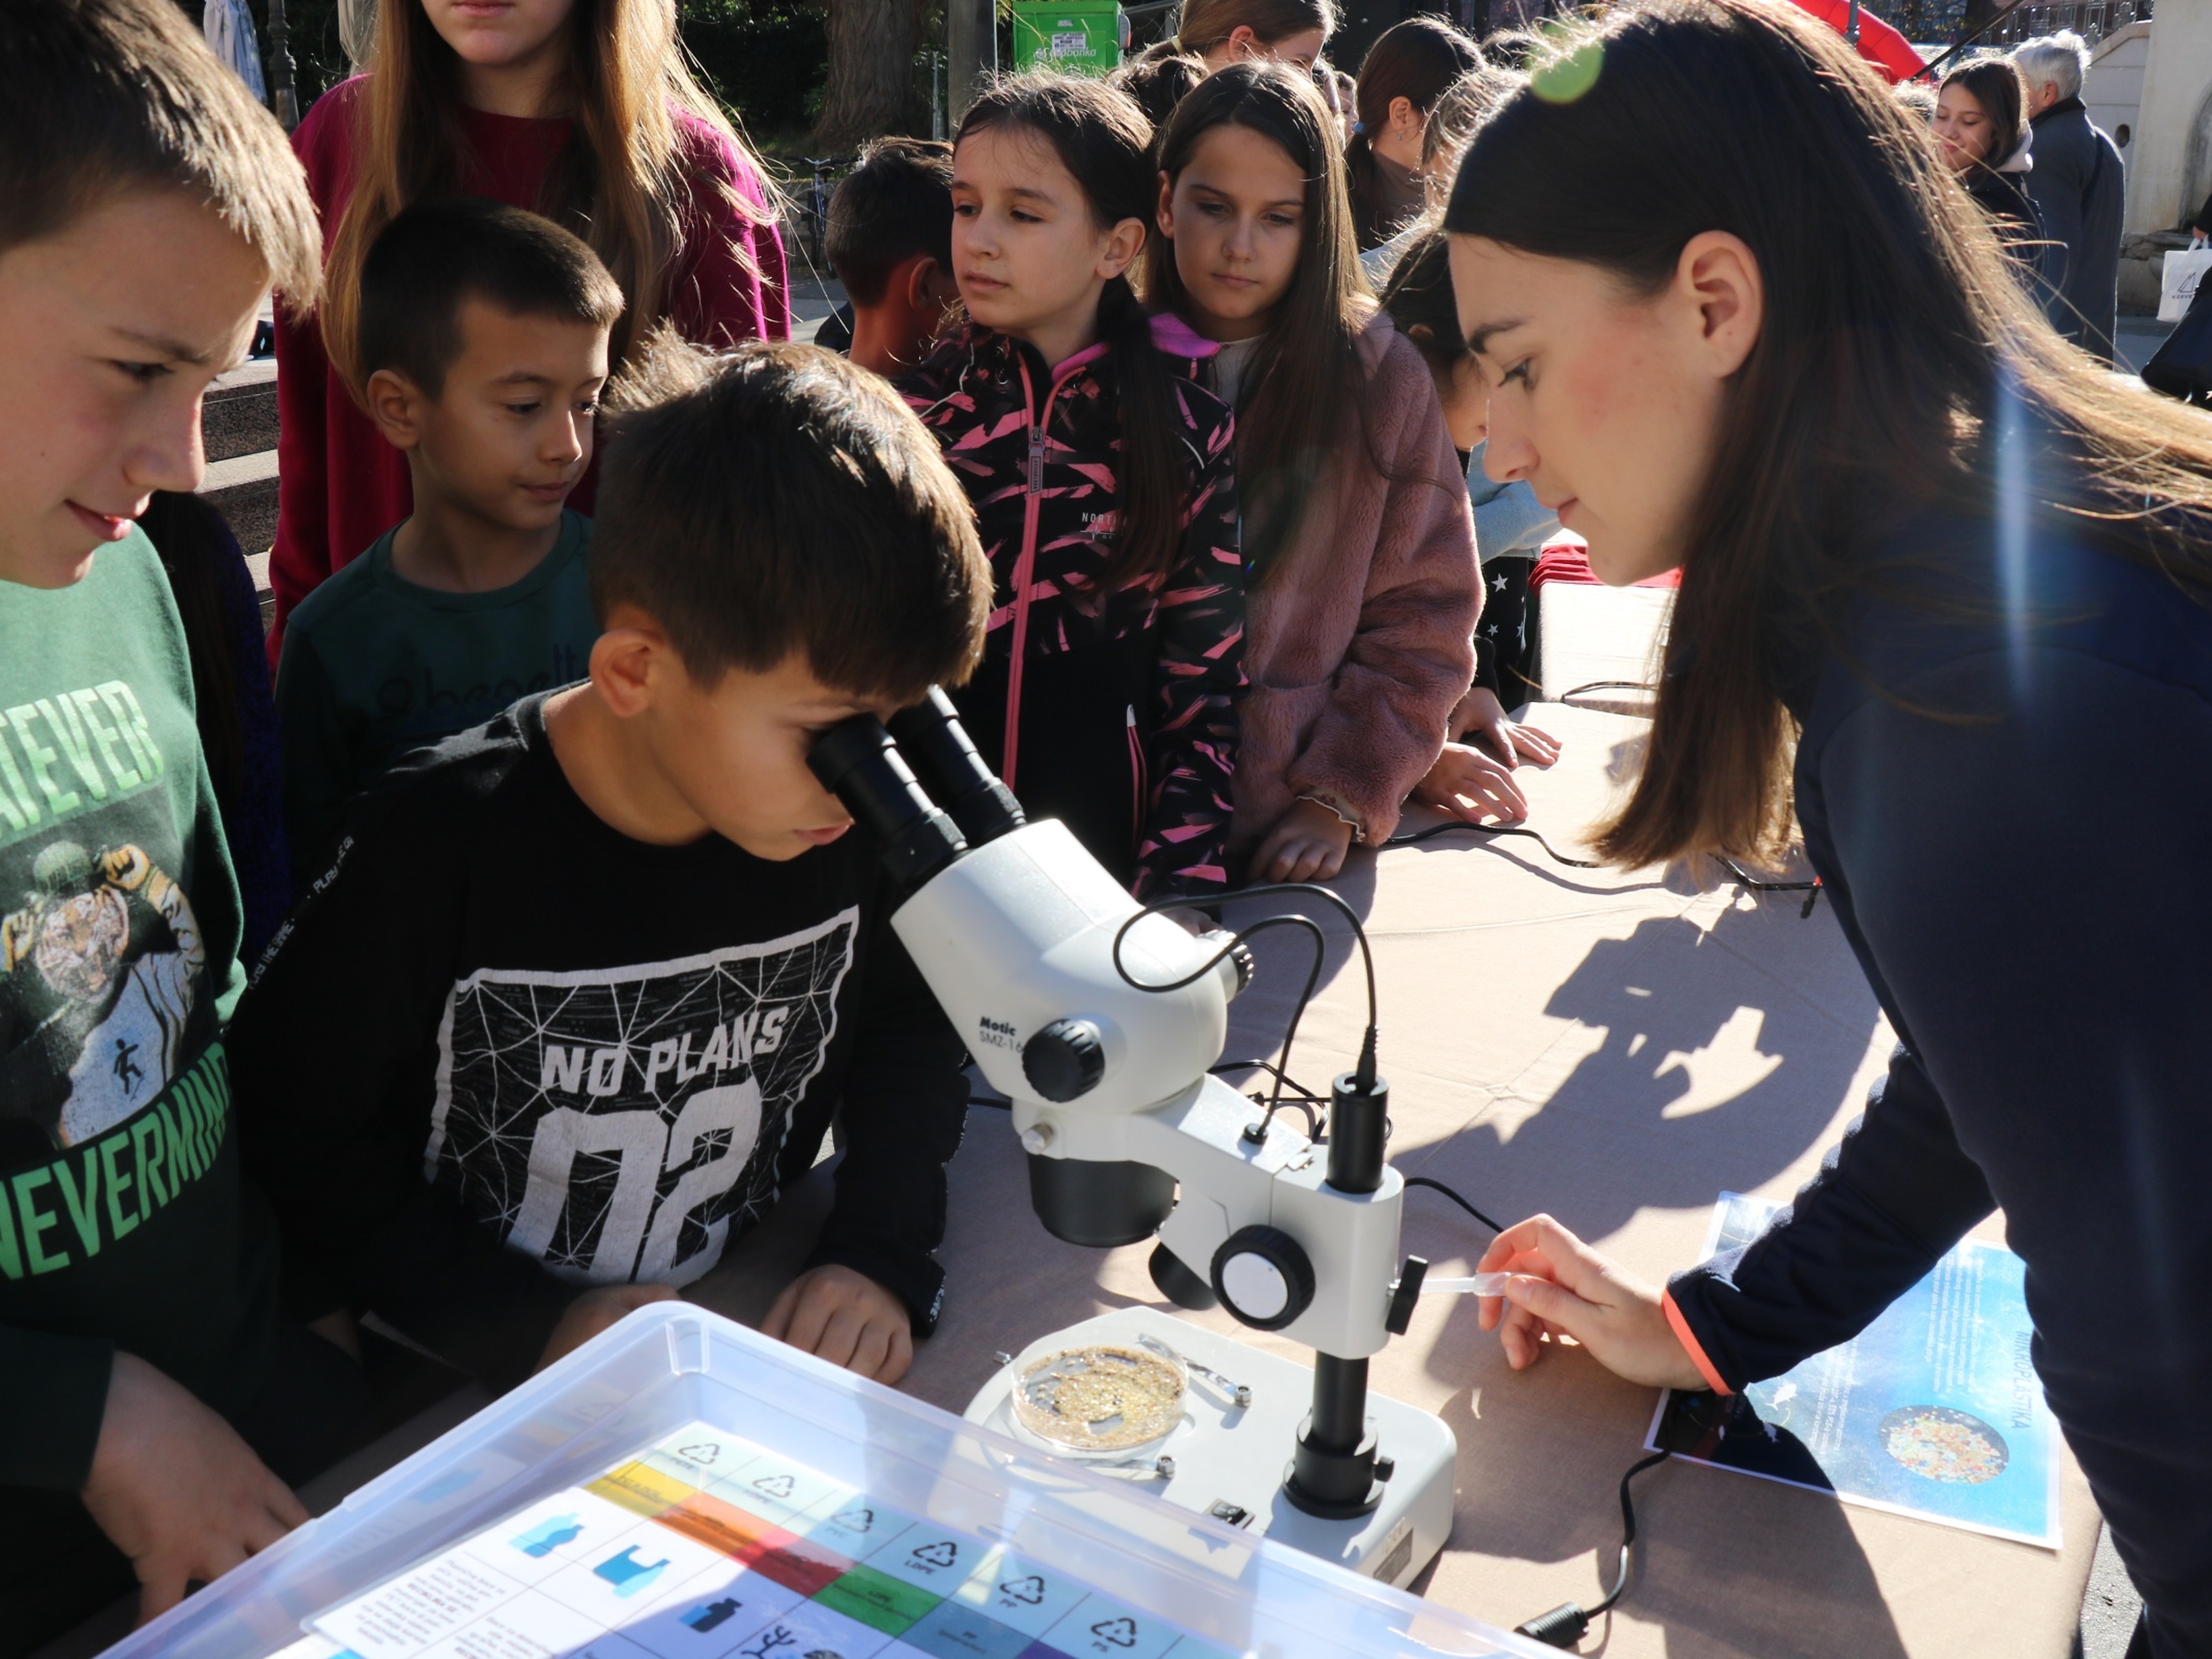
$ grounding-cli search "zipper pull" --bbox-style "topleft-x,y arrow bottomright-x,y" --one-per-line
1026,426 -> 1045,495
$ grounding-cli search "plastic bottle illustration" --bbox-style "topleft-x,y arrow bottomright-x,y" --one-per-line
508,1514 -> 583,1558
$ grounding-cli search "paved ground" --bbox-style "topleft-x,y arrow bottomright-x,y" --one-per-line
788,272 -> 847,344
2078,1525 -> 2142,1657
2114,312 -> 2173,374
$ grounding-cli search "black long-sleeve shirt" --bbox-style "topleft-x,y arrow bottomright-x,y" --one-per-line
1665,502 -> 2212,1655
231,694 -> 969,1390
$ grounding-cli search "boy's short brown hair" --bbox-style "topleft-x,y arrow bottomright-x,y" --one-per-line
825,139 -> 956,307
0,0 -> 321,307
593,338 -> 989,703
359,197 -> 624,399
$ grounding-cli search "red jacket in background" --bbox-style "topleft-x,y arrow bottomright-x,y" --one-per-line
268,78 -> 790,666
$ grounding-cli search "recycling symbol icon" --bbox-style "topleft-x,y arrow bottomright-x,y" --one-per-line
752,1474 -> 796,1499
831,1506 -> 875,1532
1000,1574 -> 1047,1605
1091,1616 -> 1139,1647
910,1540 -> 959,1569
676,1442 -> 722,1463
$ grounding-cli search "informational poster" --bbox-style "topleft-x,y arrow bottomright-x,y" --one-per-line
280,1424 -> 1246,1659
1645,1193 -> 2061,1548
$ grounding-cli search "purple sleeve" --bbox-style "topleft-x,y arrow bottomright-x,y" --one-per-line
667,116 -> 790,347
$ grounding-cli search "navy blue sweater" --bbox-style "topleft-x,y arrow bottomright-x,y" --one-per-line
1665,503 -> 2212,1655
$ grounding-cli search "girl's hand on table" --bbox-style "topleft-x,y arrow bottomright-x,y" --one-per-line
1457,686 -> 1563,768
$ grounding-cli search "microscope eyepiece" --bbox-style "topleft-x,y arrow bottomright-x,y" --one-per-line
886,688 -> 1026,847
808,716 -> 965,890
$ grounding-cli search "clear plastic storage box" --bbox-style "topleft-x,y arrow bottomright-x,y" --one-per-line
101,1306 -> 1546,1659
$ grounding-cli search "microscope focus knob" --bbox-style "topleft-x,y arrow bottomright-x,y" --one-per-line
1211,1226 -> 1316,1332
1022,1018 -> 1106,1102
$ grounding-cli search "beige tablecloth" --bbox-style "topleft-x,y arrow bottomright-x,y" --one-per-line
691,700 -> 2098,1659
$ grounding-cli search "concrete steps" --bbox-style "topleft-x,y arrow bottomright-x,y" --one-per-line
200,356 -> 279,625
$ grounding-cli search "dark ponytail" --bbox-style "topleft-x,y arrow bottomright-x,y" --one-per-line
956,74 -> 1190,591
1347,20 -> 1482,240
1377,227 -> 1464,373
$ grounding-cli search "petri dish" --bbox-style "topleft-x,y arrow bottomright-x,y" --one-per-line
1010,1342 -> 1188,1459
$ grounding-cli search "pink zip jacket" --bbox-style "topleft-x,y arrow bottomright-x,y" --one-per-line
900,316 -> 1243,898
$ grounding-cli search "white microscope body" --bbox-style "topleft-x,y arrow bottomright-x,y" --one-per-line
810,695 -> 1456,1586
891,818 -> 1405,1361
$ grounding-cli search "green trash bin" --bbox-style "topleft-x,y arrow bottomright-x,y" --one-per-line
1011,2 -> 1123,76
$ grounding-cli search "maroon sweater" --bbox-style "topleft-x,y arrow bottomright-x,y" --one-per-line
269,79 -> 790,665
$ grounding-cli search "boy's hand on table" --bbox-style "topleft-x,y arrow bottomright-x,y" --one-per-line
82,1351 -> 309,1625
764,1265 -> 915,1385
1253,799 -> 1356,884
537,1282 -> 680,1373
1475,1214 -> 1708,1391
1416,742 -> 1533,825
1456,686 -> 1562,769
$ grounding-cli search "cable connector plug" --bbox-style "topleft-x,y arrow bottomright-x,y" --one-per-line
1513,1603 -> 1592,1648
1512,1448 -> 1673,1648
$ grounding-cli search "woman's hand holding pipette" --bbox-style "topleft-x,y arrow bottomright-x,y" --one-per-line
1474,1214 -> 1708,1390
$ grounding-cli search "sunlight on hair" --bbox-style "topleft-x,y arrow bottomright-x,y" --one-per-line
1995,367 -> 2034,702
1530,31 -> 1604,104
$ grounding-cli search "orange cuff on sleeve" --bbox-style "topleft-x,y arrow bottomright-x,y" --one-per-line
1662,1287 -> 1734,1397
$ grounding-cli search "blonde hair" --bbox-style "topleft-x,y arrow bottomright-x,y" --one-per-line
319,0 -> 771,394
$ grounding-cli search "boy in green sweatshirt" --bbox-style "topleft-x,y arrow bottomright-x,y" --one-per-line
0,0 -> 368,1642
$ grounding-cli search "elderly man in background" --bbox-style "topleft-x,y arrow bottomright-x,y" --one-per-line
2014,31 -> 2126,361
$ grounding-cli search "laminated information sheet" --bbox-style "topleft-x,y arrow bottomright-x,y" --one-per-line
1645,1193 -> 2061,1548
268,1423 -> 1243,1659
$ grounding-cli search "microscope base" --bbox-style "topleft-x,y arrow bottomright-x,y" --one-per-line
963,1307 -> 1456,1590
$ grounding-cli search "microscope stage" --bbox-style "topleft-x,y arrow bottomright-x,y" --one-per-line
964,1307 -> 1457,1590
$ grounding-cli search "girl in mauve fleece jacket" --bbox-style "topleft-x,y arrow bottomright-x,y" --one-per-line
1149,62 -> 1479,885
268,0 -> 789,666
901,75 -> 1244,901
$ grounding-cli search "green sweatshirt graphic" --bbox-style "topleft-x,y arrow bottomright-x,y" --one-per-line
0,529 -> 275,1491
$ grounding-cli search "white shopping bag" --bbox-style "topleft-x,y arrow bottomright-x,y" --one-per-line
2159,247 -> 2212,322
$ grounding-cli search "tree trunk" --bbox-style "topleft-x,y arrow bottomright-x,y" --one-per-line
815,0 -> 917,151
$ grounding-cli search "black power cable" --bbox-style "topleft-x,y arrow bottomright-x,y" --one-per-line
1395,1167 -> 1676,1646
1515,1450 -> 1676,1648
1110,882 -> 1381,1134
1402,1175 -> 1507,1235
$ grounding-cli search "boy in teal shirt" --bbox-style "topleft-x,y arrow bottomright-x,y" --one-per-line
0,0 -> 368,1640
276,198 -> 620,867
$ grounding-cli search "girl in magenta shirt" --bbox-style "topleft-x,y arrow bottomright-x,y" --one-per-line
270,0 -> 789,659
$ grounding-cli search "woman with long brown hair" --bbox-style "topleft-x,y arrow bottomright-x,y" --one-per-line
268,0 -> 788,659
1445,4 -> 2212,1650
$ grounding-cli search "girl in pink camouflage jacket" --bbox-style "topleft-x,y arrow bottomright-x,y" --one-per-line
901,75 -> 1244,900
1150,62 -> 1479,885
